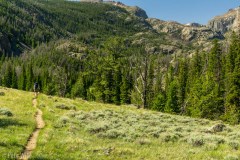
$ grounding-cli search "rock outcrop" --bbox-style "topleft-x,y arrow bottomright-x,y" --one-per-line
185,23 -> 203,27
207,7 -> 240,33
105,1 -> 148,19
127,6 -> 148,19
146,18 -> 223,42
81,0 -> 103,2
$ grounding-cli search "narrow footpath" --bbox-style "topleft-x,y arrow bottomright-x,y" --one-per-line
19,93 -> 45,160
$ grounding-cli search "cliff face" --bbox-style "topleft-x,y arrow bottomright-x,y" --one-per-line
207,7 -> 240,33
111,2 -> 148,19
147,18 -> 223,42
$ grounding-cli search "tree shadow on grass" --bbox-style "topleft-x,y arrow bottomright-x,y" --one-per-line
29,156 -> 52,160
0,118 -> 27,128
0,141 -> 24,148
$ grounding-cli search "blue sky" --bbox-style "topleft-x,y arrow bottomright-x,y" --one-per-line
119,0 -> 239,24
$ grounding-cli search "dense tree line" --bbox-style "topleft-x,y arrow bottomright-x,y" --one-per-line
0,34 -> 240,124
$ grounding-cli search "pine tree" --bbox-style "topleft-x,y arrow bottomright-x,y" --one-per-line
120,72 -> 132,104
71,74 -> 87,99
11,67 -> 17,88
187,78 -> 203,117
102,69 -> 114,103
153,92 -> 166,111
2,63 -> 12,87
178,59 -> 188,113
113,66 -> 122,105
26,64 -> 34,91
18,65 -> 26,90
225,34 -> 240,124
147,61 -> 155,108
165,80 -> 179,113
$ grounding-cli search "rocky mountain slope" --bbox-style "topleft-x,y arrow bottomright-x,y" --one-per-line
146,18 -> 223,52
208,7 -> 240,34
0,0 -> 239,56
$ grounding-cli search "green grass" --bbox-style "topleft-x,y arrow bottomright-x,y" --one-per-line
1,87 -> 240,159
0,87 -> 36,160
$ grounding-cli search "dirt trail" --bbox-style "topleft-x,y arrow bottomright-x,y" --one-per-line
19,94 -> 45,160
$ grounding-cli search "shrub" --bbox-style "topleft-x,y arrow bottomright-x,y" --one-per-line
161,133 -> 180,142
228,131 -> 240,137
149,128 -> 166,138
86,121 -> 109,134
174,127 -> 183,132
205,135 -> 225,145
118,148 -> 134,155
90,111 -> 105,119
55,104 -> 76,110
98,129 -> 125,139
136,138 -> 151,145
0,108 -> 13,117
76,114 -> 90,121
208,123 -> 226,133
0,92 -> 5,96
228,141 -> 239,150
188,135 -> 204,147
59,116 -> 70,124
224,155 -> 239,160
204,143 -> 219,150
53,116 -> 70,128
103,147 -> 115,155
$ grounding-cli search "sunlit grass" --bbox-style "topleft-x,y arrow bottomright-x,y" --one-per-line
31,94 -> 240,159
0,87 -> 36,159
1,88 -> 240,159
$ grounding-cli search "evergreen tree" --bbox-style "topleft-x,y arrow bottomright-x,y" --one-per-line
147,61 -> 155,107
113,66 -> 122,105
71,74 -> 87,99
11,67 -> 17,89
120,72 -> 132,104
102,69 -> 114,103
2,63 -> 12,87
178,59 -> 188,113
165,80 -> 179,113
26,64 -> 34,91
225,35 -> 240,124
153,92 -> 166,111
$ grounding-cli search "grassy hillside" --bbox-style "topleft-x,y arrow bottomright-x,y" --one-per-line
1,87 -> 240,159
0,87 -> 35,159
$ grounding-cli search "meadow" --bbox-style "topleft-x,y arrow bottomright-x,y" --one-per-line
0,87 -> 36,159
1,87 -> 240,159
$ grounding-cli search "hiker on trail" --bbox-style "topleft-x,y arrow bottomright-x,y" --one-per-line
34,82 -> 39,93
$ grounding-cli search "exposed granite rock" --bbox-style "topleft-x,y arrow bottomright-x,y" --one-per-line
185,23 -> 204,27
181,27 -> 223,41
81,0 -> 103,2
105,1 -> 148,19
207,7 -> 240,33
146,18 -> 223,42
127,6 -> 148,19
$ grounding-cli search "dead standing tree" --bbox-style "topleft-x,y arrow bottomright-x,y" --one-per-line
132,45 -> 152,109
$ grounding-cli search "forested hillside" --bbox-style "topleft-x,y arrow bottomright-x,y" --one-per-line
1,34 -> 240,124
0,0 -> 149,55
0,0 -> 240,124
